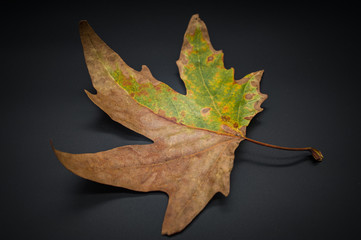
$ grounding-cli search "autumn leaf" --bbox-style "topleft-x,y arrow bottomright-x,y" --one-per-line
52,14 -> 323,235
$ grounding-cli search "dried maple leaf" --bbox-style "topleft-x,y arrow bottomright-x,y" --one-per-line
52,14 -> 323,235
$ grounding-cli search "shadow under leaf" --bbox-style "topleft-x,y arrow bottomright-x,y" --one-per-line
67,178 -> 166,213
86,108 -> 153,144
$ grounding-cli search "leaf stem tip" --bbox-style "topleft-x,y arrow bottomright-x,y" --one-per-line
308,147 -> 323,161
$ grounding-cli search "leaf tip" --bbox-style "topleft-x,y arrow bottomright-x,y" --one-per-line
79,20 -> 88,25
191,13 -> 200,19
84,89 -> 93,95
50,139 -> 61,156
49,139 -> 55,151
161,226 -> 180,236
79,20 -> 91,34
49,139 -> 62,160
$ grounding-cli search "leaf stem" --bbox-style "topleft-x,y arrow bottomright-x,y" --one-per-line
241,134 -> 323,161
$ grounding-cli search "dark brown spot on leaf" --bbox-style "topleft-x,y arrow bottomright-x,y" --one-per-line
233,123 -> 239,128
251,81 -> 259,87
221,116 -> 231,122
202,108 -> 210,114
245,93 -> 254,100
201,107 -> 211,117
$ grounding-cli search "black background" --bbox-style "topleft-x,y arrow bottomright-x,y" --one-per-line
1,1 -> 360,239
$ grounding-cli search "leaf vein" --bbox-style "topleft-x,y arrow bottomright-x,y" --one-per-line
108,139 -> 237,169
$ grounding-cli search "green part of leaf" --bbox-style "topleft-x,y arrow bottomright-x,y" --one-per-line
111,24 -> 266,135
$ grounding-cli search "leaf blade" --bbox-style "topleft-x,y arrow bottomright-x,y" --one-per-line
54,14 -> 268,235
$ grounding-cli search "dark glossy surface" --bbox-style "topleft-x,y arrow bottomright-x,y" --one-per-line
1,2 -> 360,239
